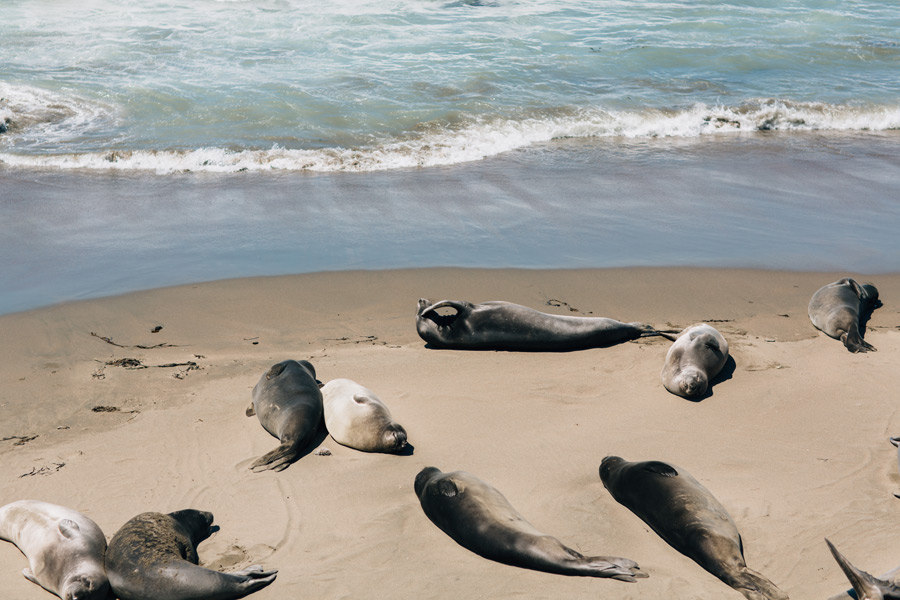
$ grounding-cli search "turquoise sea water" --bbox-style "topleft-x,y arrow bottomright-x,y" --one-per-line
1,0 -> 898,172
1,1 -> 899,315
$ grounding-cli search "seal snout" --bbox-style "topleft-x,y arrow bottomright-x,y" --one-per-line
679,369 -> 707,398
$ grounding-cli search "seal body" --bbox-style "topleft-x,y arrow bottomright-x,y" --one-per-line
808,278 -> 880,353
416,298 -> 658,351
599,457 -> 787,600
414,467 -> 646,581
0,500 -> 110,600
825,538 -> 900,600
321,378 -> 407,452
246,359 -> 323,472
105,509 -> 276,600
661,323 -> 729,398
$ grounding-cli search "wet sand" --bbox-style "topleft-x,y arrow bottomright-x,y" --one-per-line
2,267 -> 900,599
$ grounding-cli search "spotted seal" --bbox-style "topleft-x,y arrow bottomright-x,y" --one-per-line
105,509 -> 276,600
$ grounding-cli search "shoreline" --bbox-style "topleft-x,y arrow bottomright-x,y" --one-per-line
2,266 -> 899,599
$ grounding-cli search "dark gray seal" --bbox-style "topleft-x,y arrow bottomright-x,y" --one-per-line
0,500 -> 110,600
105,509 -> 276,600
661,323 -> 729,399
246,359 -> 323,472
826,538 -> 900,600
808,278 -> 881,353
599,456 -> 788,600
416,298 -> 662,351
414,466 -> 646,581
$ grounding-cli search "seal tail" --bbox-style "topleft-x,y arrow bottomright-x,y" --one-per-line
726,567 -> 790,600
826,537 -> 900,600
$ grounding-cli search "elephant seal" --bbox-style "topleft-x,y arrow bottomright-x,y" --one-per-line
321,378 -> 408,453
105,509 -> 276,600
891,436 -> 900,499
599,457 -> 787,600
416,298 -> 662,351
414,467 -> 646,581
661,323 -> 729,399
825,538 -> 900,600
246,359 -> 323,472
0,500 -> 110,600
808,278 -> 881,353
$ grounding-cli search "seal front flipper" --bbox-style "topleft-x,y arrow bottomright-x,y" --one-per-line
641,461 -> 678,477
826,538 -> 900,600
22,567 -> 38,585
579,556 -> 648,582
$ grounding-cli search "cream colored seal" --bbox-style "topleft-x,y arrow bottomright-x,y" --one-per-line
0,500 -> 110,600
661,323 -> 729,399
321,378 -> 407,453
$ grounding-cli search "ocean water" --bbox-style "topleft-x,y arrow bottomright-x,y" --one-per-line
1,0 -> 898,173
1,0 -> 899,315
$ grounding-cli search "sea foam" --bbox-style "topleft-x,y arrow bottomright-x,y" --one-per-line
1,98 -> 897,174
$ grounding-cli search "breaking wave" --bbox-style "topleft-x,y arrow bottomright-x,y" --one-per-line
1,97 -> 898,173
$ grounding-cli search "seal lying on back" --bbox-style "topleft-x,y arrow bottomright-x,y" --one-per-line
599,457 -> 788,600
246,359 -> 323,472
321,378 -> 408,453
105,509 -> 276,600
661,323 -> 729,399
825,538 -> 900,600
0,500 -> 110,600
416,298 -> 661,351
808,278 -> 881,353
414,467 -> 646,581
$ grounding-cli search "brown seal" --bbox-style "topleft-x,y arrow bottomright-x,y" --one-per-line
415,466 -> 646,581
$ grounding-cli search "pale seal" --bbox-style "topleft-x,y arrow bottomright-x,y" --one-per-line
599,456 -> 788,600
105,509 -> 276,600
321,378 -> 408,453
825,538 -> 900,600
0,500 -> 110,600
414,467 -> 647,581
808,278 -> 881,353
416,298 -> 662,351
246,359 -> 323,472
660,323 -> 729,399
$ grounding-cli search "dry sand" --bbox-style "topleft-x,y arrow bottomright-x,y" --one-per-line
2,267 -> 899,599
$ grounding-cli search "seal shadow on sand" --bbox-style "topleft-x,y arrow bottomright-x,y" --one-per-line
682,355 -> 737,403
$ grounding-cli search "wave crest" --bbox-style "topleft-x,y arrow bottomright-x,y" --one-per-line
1,98 -> 897,173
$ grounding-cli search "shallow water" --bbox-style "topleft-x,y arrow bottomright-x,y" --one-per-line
3,131 -> 899,315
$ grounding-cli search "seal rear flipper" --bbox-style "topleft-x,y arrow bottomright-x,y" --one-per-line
841,329 -> 876,353
250,443 -> 299,473
727,567 -> 790,600
826,538 -> 900,600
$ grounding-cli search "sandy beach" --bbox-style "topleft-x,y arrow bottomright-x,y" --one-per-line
2,266 -> 899,599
